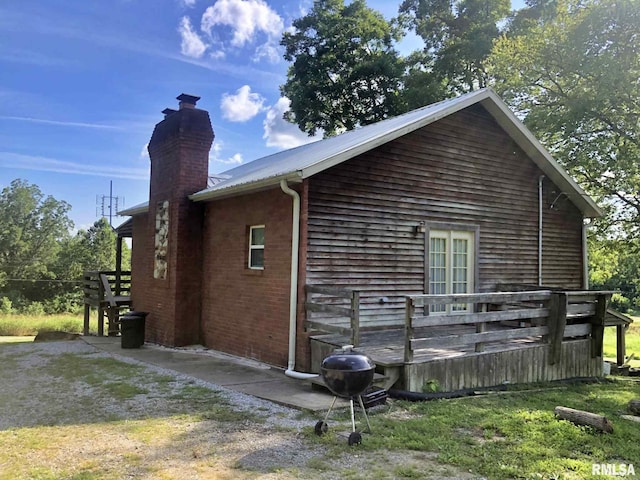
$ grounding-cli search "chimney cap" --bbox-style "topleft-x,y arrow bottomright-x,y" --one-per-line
177,93 -> 201,107
162,108 -> 177,117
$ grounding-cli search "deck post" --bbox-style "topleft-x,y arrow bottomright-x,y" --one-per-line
475,303 -> 487,352
115,236 -> 123,296
97,277 -> 105,336
350,291 -> 360,347
404,297 -> 415,363
547,292 -> 567,365
617,325 -> 626,366
83,303 -> 90,336
590,293 -> 610,358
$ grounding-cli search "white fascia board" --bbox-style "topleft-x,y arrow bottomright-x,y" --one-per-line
189,172 -> 303,202
118,202 -> 149,216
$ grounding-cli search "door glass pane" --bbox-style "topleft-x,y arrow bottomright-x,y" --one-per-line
429,237 -> 447,313
451,238 -> 469,311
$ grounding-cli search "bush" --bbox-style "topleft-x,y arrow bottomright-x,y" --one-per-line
21,301 -> 45,316
43,292 -> 83,315
0,297 -> 12,314
610,293 -> 631,313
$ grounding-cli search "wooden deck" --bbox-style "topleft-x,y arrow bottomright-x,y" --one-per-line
307,287 -> 612,392
311,323 -> 544,367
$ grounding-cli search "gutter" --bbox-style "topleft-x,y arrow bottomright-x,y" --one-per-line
279,179 -> 319,380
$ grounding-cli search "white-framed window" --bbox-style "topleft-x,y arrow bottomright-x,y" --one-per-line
428,229 -> 475,314
248,225 -> 265,269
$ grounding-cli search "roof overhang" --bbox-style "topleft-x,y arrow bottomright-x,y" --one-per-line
118,201 -> 149,216
189,172 -> 303,202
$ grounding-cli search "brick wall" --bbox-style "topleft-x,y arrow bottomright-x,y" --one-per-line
201,186 -> 303,368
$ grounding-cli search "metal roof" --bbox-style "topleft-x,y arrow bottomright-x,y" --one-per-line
121,88 -> 602,218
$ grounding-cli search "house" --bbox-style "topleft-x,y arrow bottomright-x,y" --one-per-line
120,89 -> 610,392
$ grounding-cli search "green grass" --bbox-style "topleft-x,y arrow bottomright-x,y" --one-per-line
352,379 -> 640,479
603,317 -> 640,367
0,313 -> 88,336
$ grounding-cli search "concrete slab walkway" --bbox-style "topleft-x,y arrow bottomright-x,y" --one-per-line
83,336 -> 345,412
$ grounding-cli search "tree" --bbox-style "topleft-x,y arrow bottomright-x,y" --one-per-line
280,0 -> 406,136
0,179 -> 73,289
489,0 -> 640,237
399,0 -> 511,94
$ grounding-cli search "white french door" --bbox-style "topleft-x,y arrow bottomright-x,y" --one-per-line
428,229 -> 475,314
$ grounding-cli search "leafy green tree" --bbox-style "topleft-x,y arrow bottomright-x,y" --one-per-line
589,237 -> 640,311
0,179 -> 72,293
399,0 -> 511,94
280,0 -> 406,136
489,0 -> 640,237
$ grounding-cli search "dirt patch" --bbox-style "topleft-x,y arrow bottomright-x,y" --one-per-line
0,340 -> 481,479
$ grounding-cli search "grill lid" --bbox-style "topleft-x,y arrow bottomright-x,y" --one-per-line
320,345 -> 375,372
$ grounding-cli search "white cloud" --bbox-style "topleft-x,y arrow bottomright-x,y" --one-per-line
253,41 -> 280,63
0,115 -> 121,130
209,142 -> 244,165
140,143 -> 149,160
220,85 -> 266,122
181,0 -> 197,6
263,97 -> 322,149
178,16 -> 207,58
201,0 -> 283,60
0,152 -> 149,180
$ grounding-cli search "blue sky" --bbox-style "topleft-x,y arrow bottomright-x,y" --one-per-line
0,0 -> 526,231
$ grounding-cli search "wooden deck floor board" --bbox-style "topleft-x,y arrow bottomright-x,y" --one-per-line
310,324 -> 545,367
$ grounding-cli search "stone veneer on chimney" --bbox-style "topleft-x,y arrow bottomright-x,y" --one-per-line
131,94 -> 214,346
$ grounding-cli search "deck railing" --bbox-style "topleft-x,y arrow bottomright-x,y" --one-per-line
404,290 -> 611,363
83,270 -> 132,336
305,285 -> 360,346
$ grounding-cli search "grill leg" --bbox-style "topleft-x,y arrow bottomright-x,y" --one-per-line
349,397 -> 356,433
323,396 -> 338,424
357,395 -> 372,433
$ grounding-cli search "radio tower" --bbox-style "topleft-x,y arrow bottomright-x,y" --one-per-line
97,181 -> 124,226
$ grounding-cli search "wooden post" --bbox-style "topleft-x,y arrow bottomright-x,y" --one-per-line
616,324 -> 626,366
404,297 -> 415,363
115,236 -> 123,296
591,293 -> 609,358
83,303 -> 90,336
350,291 -> 360,347
97,275 -> 105,336
475,303 -> 487,353
547,292 -> 567,365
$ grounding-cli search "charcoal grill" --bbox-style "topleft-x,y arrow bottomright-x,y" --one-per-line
314,346 -> 375,446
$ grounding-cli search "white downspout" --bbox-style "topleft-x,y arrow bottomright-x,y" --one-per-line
582,220 -> 590,289
538,175 -> 545,286
280,179 -> 318,380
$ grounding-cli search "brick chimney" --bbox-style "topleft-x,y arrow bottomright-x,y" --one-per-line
137,93 -> 214,346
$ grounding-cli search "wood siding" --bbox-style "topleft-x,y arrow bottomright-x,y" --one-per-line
404,340 -> 602,392
306,105 -> 585,328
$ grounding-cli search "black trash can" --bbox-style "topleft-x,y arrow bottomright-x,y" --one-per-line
120,311 -> 148,349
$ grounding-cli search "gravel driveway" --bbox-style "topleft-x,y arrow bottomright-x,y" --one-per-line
0,339 -> 476,479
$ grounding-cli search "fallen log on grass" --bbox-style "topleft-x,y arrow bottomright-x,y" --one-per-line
620,415 -> 640,424
554,406 -> 613,433
629,399 -> 640,415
